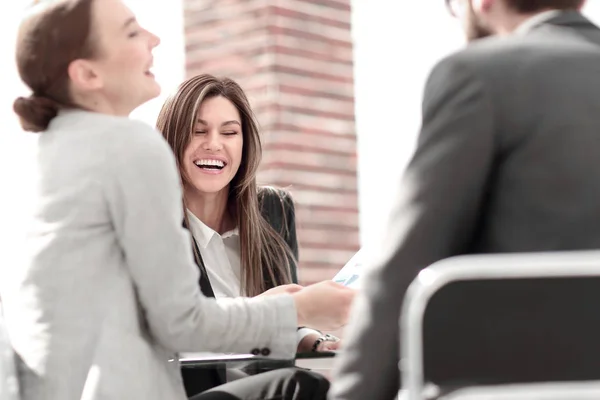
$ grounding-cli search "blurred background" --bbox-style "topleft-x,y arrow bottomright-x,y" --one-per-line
1,1 -> 600,284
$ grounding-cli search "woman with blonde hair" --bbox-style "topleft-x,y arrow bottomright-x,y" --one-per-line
156,74 -> 343,396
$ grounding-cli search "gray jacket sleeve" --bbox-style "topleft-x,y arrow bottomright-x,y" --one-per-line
103,120 -> 297,357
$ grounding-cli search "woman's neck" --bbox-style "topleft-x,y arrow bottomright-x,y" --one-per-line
185,186 -> 233,234
70,91 -> 133,116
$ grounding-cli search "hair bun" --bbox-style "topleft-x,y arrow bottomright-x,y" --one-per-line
13,94 -> 60,133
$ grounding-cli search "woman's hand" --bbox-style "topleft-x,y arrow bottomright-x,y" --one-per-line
292,280 -> 356,331
316,336 -> 342,351
257,284 -> 304,297
297,332 -> 342,352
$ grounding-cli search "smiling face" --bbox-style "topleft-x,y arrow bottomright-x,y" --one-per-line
83,0 -> 161,114
182,95 -> 244,198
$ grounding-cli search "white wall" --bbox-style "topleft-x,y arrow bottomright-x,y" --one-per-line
352,1 -> 600,250
585,1 -> 600,20
350,2 -> 464,249
125,0 -> 186,124
0,0 -> 185,265
0,1 -> 36,264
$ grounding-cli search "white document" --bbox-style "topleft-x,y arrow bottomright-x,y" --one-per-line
333,249 -> 363,288
178,352 -> 256,362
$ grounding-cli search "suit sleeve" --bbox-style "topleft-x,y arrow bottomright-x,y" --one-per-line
102,121 -> 297,357
330,55 -> 496,399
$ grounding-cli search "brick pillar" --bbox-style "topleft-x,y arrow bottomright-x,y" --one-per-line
184,0 -> 359,284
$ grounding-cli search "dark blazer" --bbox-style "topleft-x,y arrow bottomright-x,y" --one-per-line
331,11 -> 600,400
258,187 -> 299,285
182,187 -> 299,396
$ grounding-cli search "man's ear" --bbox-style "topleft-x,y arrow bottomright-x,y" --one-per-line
67,59 -> 103,92
481,0 -> 494,12
471,0 -> 494,12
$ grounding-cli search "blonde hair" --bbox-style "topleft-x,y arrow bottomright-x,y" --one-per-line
156,74 -> 294,296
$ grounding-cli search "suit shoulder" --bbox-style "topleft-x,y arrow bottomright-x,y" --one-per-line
442,32 -> 580,76
258,186 -> 293,205
95,117 -> 175,173
101,117 -> 163,145
258,187 -> 296,223
431,37 -> 514,76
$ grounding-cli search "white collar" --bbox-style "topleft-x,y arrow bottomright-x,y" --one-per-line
515,10 -> 562,34
186,209 -> 239,249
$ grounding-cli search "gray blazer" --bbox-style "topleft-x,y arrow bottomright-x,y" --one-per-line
0,110 -> 298,400
0,309 -> 18,400
331,11 -> 600,400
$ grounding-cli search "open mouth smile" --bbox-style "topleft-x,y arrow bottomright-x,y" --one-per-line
194,158 -> 228,173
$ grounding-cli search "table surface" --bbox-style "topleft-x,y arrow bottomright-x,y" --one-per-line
179,351 -> 337,375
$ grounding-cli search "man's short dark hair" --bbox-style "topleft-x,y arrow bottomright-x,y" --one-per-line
504,0 -> 585,13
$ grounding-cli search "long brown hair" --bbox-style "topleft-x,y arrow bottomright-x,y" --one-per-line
156,74 -> 294,296
13,0 -> 97,132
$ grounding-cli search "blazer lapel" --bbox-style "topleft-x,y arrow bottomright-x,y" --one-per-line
192,237 -> 216,298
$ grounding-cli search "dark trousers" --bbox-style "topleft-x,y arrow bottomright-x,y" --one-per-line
189,368 -> 330,400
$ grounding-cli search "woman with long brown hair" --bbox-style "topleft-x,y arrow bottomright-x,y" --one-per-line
156,75 -> 343,395
2,1 -> 354,399
157,74 -> 342,344
157,75 -> 297,296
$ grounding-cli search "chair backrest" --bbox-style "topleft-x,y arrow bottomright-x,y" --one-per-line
0,306 -> 20,400
436,381 -> 600,400
399,251 -> 600,400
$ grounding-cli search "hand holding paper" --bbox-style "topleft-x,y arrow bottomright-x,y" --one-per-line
333,249 -> 363,289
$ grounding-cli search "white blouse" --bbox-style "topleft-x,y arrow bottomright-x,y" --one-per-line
186,210 -> 318,344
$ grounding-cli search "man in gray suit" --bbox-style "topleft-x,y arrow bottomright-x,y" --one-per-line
330,0 -> 597,399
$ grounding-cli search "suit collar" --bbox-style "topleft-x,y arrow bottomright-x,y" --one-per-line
529,10 -> 596,32
515,10 -> 561,34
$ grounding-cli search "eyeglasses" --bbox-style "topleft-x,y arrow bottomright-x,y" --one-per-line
445,0 -> 459,17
